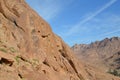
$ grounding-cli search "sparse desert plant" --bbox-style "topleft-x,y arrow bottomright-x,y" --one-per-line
31,59 -> 39,66
9,47 -> 16,53
15,56 -> 20,64
107,69 -> 120,77
0,48 -> 7,53
31,29 -> 35,34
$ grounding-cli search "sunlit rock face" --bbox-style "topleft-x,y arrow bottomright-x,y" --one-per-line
0,0 -> 120,80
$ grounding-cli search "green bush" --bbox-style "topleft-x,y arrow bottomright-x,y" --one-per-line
108,69 -> 120,77
9,47 -> 16,53
0,48 -> 7,53
15,56 -> 20,64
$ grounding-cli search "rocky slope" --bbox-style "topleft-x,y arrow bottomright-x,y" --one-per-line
106,51 -> 120,70
72,37 -> 120,72
0,0 -> 119,80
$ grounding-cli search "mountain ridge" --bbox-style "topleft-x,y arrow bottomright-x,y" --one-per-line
72,37 -> 120,74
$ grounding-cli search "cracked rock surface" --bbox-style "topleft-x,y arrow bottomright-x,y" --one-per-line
0,0 -> 120,80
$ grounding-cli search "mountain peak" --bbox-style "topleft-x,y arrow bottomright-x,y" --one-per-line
72,37 -> 120,78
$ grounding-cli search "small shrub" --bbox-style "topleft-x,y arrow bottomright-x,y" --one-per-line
31,29 -> 35,34
31,59 -> 39,66
0,48 -> 7,53
9,47 -> 16,53
15,56 -> 20,64
107,69 -> 120,77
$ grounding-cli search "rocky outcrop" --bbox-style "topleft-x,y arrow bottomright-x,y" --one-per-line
0,0 -> 119,80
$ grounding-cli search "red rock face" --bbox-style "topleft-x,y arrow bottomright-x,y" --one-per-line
0,0 -> 120,80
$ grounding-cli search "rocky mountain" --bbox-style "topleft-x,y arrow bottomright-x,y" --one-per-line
72,37 -> 120,72
106,51 -> 120,70
0,0 -> 119,80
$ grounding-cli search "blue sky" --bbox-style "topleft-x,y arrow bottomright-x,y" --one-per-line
26,0 -> 120,46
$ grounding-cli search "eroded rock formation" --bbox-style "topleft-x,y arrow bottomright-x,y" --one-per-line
0,0 -> 119,80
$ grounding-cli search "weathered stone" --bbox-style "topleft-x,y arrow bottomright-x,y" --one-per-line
0,0 -> 119,80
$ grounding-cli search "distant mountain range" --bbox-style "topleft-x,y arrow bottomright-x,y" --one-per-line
72,37 -> 120,73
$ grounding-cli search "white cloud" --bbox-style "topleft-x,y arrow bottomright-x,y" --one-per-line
38,0 -> 61,20
100,29 -> 120,37
65,0 -> 118,36
94,14 -> 120,37
60,14 -> 120,45
34,0 -> 74,21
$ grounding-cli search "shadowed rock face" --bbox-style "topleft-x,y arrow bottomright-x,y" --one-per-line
72,37 -> 120,71
0,0 -> 120,80
106,51 -> 120,70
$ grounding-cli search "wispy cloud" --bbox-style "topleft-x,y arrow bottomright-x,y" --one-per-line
60,14 -> 120,46
66,0 -> 118,36
29,0 -> 73,21
38,0 -> 61,21
94,14 -> 120,37
100,29 -> 120,37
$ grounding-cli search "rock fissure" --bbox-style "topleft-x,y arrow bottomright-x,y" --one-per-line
0,57 -> 13,66
13,20 -> 25,32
